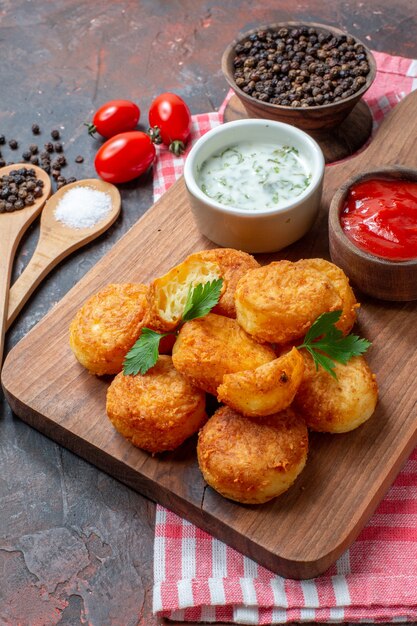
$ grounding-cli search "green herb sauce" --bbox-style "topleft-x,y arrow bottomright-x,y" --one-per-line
197,142 -> 312,210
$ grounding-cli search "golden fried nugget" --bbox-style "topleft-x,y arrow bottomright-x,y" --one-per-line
106,356 -> 206,453
235,260 -> 343,345
196,248 -> 260,318
297,258 -> 358,335
69,283 -> 149,376
197,405 -> 308,504
147,252 -> 223,332
293,352 -> 378,433
217,347 -> 304,417
172,313 -> 276,395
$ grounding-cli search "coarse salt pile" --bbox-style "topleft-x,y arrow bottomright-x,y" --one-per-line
54,186 -> 112,229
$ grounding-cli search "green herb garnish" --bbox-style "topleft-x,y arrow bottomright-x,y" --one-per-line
123,279 -> 223,376
123,328 -> 169,376
298,310 -> 371,379
183,279 -> 223,322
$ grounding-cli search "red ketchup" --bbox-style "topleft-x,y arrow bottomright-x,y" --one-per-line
340,178 -> 417,261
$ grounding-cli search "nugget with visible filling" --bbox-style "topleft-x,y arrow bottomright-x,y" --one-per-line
297,258 -> 358,335
217,347 -> 304,417
235,260 -> 343,345
293,352 -> 378,433
69,283 -> 149,376
172,313 -> 276,395
196,248 -> 260,318
147,252 -> 223,332
197,405 -> 308,504
106,356 -> 207,453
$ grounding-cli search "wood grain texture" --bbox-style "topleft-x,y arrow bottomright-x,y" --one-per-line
223,94 -> 374,163
3,90 -> 417,580
0,165 -> 51,365
221,22 -> 377,131
329,166 -> 417,301
6,179 -> 121,329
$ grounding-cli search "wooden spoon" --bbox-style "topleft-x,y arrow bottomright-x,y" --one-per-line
5,178 -> 121,331
0,164 -> 52,365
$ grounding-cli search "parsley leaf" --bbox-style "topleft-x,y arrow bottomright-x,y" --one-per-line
123,328 -> 169,376
182,278 -> 223,322
122,278 -> 223,376
298,310 -> 371,379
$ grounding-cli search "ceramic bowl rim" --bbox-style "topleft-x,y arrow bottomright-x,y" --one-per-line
184,118 -> 325,218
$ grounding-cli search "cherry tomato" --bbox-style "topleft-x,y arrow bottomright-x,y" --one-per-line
148,93 -> 191,156
87,100 -> 140,138
94,131 -> 155,183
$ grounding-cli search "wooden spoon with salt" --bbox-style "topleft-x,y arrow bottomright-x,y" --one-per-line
0,164 -> 52,365
6,178 -> 121,331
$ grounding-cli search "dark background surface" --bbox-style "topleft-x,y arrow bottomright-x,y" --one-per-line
1,1 -> 417,624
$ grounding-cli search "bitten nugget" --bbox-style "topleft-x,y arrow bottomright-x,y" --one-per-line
197,405 -> 308,504
69,283 -> 149,376
217,347 -> 304,417
147,252 -> 223,332
293,352 -> 378,433
106,356 -> 206,453
172,313 -> 276,395
297,258 -> 358,335
235,260 -> 343,345
196,248 -> 260,318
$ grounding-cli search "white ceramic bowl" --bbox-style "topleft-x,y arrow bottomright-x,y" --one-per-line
183,119 -> 325,253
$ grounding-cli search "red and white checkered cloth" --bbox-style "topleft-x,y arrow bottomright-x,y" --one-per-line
152,51 -> 417,623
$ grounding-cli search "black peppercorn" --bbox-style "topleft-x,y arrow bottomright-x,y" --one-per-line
29,144 -> 38,154
44,142 -> 54,153
75,155 -> 84,164
30,155 -> 39,165
232,26 -> 370,107
22,151 -> 31,161
0,135 -> 5,145
51,129 -> 60,140
32,124 -> 40,135
8,139 -> 18,150
54,142 -> 63,153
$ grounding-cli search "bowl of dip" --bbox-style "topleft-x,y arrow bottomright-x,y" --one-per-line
329,166 -> 417,301
221,22 -> 376,131
183,119 -> 325,253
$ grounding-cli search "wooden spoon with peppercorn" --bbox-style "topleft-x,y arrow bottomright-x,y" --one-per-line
5,178 -> 121,332
0,163 -> 52,366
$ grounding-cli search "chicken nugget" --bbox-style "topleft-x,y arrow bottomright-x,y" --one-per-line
69,283 -> 149,376
293,352 -> 378,433
147,252 -> 223,332
197,248 -> 260,318
297,258 -> 358,335
217,347 -> 304,417
106,355 -> 206,453
172,313 -> 276,395
235,260 -> 343,345
197,405 -> 308,504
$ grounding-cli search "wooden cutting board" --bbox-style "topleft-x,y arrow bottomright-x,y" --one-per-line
2,91 -> 417,580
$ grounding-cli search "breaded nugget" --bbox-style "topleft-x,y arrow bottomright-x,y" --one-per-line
297,258 -> 358,335
196,248 -> 260,318
106,356 -> 206,453
197,405 -> 308,504
147,252 -> 223,332
235,260 -> 343,345
217,347 -> 304,417
293,352 -> 378,433
69,283 -> 149,376
172,313 -> 276,395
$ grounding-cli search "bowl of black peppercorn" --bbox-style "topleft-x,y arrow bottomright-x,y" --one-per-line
221,22 -> 376,131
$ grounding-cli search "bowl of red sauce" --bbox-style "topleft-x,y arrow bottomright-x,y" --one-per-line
329,166 -> 417,301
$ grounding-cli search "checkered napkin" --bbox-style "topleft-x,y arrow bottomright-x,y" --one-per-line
152,52 -> 417,623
